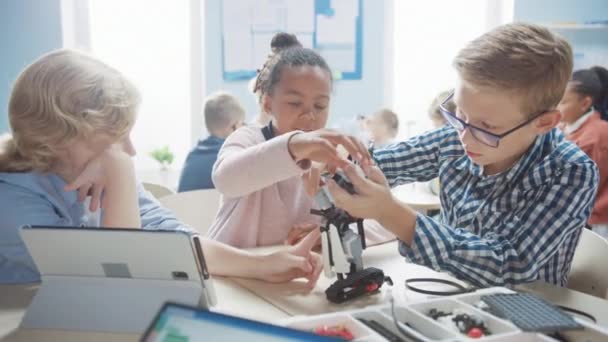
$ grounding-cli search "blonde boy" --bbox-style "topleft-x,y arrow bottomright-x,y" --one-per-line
329,23 -> 598,287
428,90 -> 455,128
367,109 -> 399,148
178,92 -> 245,192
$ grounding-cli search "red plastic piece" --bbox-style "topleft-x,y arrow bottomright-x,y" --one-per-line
365,283 -> 379,292
467,327 -> 483,338
314,325 -> 354,340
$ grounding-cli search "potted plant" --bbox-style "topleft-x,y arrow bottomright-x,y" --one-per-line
149,145 -> 174,171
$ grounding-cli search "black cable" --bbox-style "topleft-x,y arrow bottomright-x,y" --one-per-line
556,305 -> 597,323
405,278 -> 476,296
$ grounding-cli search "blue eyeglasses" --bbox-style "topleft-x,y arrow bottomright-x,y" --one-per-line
439,92 -> 548,148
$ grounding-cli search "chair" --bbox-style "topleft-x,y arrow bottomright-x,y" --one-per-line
142,182 -> 175,199
567,228 -> 608,299
159,189 -> 221,235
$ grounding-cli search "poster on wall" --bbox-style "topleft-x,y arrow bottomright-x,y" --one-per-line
221,0 -> 363,81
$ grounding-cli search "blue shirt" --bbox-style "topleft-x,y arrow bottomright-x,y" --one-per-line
178,136 -> 225,192
0,172 -> 192,284
374,126 -> 598,287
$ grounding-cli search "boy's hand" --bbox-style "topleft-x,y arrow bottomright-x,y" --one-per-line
64,145 -> 133,212
288,129 -> 372,170
260,229 -> 323,289
327,163 -> 394,221
329,163 -> 417,244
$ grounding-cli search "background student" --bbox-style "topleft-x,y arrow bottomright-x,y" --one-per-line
558,68 -> 608,237
178,91 -> 245,192
428,89 -> 455,129
366,108 -> 400,149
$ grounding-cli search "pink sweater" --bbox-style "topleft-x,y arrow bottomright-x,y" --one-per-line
207,125 -> 395,248
207,125 -> 318,247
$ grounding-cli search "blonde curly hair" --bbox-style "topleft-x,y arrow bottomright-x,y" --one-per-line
0,49 -> 140,172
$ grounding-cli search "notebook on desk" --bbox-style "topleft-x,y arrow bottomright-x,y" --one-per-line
141,302 -> 339,341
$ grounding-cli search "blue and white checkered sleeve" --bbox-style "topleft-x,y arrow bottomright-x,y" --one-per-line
374,126 -> 457,187
399,160 -> 599,287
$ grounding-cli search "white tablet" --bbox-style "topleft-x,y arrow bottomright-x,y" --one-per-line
19,225 -> 216,333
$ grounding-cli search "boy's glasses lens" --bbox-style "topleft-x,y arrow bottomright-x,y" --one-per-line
470,128 -> 500,148
441,110 -> 501,148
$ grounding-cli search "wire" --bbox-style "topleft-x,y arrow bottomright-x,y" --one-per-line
556,305 -> 597,323
405,278 -> 477,296
387,288 -> 425,342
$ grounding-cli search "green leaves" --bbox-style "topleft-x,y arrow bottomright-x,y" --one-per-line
150,145 -> 174,167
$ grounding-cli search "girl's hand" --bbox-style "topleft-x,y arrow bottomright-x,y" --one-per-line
285,223 -> 320,246
302,166 -> 324,197
259,229 -> 323,289
288,129 -> 372,170
64,145 -> 133,212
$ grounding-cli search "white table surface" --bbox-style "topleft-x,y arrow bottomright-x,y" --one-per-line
3,242 -> 608,341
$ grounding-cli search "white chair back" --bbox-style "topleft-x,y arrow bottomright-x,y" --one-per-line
142,182 -> 175,199
159,189 -> 221,235
568,228 -> 608,299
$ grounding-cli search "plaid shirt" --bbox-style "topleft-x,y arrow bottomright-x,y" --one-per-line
374,126 -> 598,287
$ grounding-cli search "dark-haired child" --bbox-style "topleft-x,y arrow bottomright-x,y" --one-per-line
558,68 -> 608,237
207,32 -> 393,247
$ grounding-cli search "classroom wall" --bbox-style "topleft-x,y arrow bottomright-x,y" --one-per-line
0,0 -> 63,134
514,0 -> 608,70
514,0 -> 607,23
204,0 -> 389,131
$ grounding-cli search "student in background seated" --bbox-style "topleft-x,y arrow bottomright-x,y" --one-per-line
558,68 -> 608,238
590,66 -> 608,120
208,32 -> 393,248
428,90 -> 455,128
425,90 -> 456,195
0,49 -> 322,286
178,92 -> 245,192
366,109 -> 399,149
327,23 -> 598,287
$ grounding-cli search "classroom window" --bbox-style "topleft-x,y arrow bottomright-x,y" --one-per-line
87,0 -> 191,176
392,0 -> 513,137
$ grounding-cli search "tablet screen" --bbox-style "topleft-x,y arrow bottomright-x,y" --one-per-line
141,303 -> 338,341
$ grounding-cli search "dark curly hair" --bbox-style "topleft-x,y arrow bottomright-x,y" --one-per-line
253,32 -> 332,99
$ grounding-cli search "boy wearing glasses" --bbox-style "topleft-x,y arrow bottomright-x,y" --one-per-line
328,23 -> 599,287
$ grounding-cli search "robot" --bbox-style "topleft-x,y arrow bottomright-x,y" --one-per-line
311,169 -> 390,304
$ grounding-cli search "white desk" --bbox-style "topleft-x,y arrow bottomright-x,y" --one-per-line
230,240 -> 465,317
231,241 -> 608,327
393,183 -> 441,212
3,241 -> 608,341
